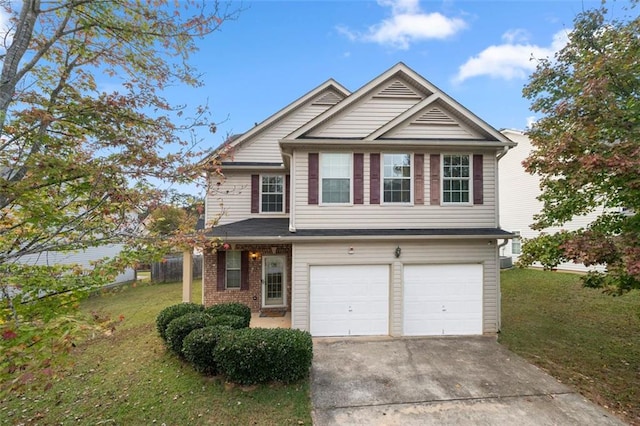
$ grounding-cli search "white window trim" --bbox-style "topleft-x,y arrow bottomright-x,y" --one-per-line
319,152 -> 353,206
259,174 -> 285,214
441,153 -> 473,206
381,152 -> 413,206
511,231 -> 522,255
225,250 -> 241,290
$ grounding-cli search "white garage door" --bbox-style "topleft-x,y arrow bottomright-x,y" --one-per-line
403,264 -> 483,336
310,265 -> 389,336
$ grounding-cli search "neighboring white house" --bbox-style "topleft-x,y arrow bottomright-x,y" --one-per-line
17,244 -> 136,284
198,63 -> 516,337
498,129 -> 605,273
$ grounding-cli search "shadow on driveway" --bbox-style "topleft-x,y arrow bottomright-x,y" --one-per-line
311,337 -> 625,425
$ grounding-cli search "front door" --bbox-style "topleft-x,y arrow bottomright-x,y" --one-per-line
263,256 -> 286,307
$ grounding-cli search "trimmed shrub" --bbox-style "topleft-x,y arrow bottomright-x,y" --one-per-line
214,328 -> 313,385
165,312 -> 210,355
204,303 -> 251,328
206,314 -> 247,330
182,325 -> 232,375
156,303 -> 203,341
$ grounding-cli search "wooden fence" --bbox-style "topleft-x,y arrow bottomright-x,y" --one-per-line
151,254 -> 202,283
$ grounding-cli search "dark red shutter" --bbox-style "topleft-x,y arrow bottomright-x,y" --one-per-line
285,174 -> 290,213
308,153 -> 319,205
414,154 -> 424,205
430,154 -> 440,205
354,153 -> 364,204
216,250 -> 226,291
240,251 -> 249,290
473,154 -> 483,205
370,153 -> 380,205
251,174 -> 259,213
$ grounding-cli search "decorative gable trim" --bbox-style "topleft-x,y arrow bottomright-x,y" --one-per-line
413,107 -> 456,125
312,90 -> 344,106
374,79 -> 423,99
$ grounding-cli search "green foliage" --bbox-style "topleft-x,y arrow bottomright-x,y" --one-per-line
206,314 -> 248,330
182,325 -> 232,375
517,232 -> 571,270
214,328 -> 313,385
155,303 -> 204,341
165,312 -> 210,355
204,303 -> 251,327
522,1 -> 640,291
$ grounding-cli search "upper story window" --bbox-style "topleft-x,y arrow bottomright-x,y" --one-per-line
443,154 -> 470,204
320,153 -> 351,204
383,153 -> 411,203
225,250 -> 241,289
261,175 -> 284,212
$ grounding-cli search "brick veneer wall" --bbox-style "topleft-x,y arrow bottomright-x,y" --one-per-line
203,244 -> 292,312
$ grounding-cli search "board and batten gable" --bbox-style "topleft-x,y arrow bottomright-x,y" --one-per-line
291,240 -> 499,335
499,129 -> 605,273
292,149 -> 498,229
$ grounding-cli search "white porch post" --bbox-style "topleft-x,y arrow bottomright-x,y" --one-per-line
182,248 -> 193,303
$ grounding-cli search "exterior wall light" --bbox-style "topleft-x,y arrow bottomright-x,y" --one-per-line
348,246 -> 354,255
395,246 -> 402,258
249,251 -> 260,260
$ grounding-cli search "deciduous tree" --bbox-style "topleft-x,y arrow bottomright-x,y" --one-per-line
520,1 -> 640,293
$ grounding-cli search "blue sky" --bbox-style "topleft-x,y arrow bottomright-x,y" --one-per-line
174,0 -> 616,149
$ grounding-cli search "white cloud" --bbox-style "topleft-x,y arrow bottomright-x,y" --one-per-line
526,116 -> 537,129
0,7 -> 13,53
454,29 -> 570,83
338,0 -> 467,50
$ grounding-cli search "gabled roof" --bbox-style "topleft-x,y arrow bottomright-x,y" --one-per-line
282,62 -> 515,147
201,79 -> 350,166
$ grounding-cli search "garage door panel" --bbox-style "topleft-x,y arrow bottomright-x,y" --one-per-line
310,265 -> 389,337
403,264 -> 483,336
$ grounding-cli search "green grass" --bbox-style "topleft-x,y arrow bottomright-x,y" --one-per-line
499,268 -> 640,425
1,280 -> 312,425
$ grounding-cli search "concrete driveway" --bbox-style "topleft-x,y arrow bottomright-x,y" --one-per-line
311,337 -> 626,425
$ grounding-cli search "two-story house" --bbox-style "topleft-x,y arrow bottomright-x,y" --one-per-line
200,63 -> 515,337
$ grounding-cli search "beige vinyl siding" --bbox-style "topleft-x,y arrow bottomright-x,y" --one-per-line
294,150 -> 497,229
292,240 -> 499,335
308,98 -> 420,138
231,104 -> 330,163
206,172 -> 288,226
383,123 -> 480,139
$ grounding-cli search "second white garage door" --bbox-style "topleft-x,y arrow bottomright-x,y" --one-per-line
403,264 -> 483,336
310,265 -> 389,336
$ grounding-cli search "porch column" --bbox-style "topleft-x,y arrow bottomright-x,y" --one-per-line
182,248 -> 193,303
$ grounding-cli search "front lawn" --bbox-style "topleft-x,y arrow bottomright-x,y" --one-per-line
500,268 -> 640,425
1,280 -> 312,425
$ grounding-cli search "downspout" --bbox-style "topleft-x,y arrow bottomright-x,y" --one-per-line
496,144 -> 512,333
282,152 -> 296,232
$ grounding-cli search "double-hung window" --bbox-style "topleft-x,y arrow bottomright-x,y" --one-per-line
261,175 -> 284,212
383,153 -> 411,203
443,154 -> 470,203
320,153 -> 351,204
225,251 -> 241,289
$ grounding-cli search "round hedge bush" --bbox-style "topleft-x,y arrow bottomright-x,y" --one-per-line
204,303 -> 251,328
206,314 -> 247,330
165,312 -> 211,355
214,328 -> 313,385
156,303 -> 203,341
182,325 -> 232,375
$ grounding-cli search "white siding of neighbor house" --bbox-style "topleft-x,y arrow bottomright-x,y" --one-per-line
307,97 -> 421,138
206,171 -> 289,226
17,244 -> 136,284
499,130 -> 605,273
292,240 -> 499,335
229,103 -> 333,164
293,149 -> 498,229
